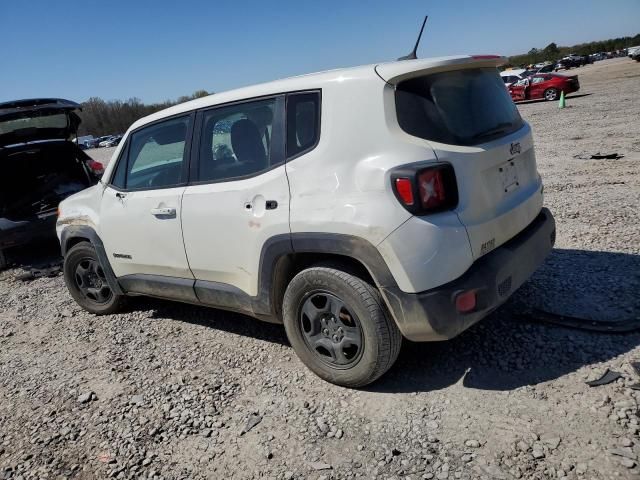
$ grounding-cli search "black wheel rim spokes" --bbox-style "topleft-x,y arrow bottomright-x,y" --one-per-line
299,292 -> 363,368
74,258 -> 112,305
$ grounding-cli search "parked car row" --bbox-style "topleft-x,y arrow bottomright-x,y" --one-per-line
499,58 -> 579,87
501,49 -> 632,87
75,134 -> 123,149
500,68 -> 580,102
508,73 -> 580,102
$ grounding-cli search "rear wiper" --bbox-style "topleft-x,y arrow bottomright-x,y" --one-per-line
471,122 -> 513,141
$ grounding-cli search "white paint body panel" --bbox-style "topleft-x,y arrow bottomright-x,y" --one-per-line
99,185 -> 193,278
181,165 -> 290,296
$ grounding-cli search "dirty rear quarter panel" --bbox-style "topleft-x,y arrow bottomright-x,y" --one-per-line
286,72 -> 417,245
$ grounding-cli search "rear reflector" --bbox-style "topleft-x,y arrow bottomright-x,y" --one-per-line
395,178 -> 414,205
455,290 -> 477,313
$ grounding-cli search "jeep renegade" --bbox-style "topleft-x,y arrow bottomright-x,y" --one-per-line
57,55 -> 556,387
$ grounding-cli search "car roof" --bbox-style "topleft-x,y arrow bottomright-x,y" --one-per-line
129,55 -> 504,131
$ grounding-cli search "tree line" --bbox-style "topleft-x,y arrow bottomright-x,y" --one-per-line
507,33 -> 640,67
77,90 -> 210,137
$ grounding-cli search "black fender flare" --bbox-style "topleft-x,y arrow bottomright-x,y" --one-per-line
253,233 -> 400,320
59,225 -> 123,295
289,233 -> 397,288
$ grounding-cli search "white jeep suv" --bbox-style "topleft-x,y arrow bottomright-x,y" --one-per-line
57,55 -> 555,387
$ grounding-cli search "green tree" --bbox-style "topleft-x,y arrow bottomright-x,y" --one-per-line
543,42 -> 560,59
77,90 -> 212,136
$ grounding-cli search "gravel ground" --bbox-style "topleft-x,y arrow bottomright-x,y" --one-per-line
1,57 -> 639,480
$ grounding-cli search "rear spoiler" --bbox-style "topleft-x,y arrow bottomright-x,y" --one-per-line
375,55 -> 507,85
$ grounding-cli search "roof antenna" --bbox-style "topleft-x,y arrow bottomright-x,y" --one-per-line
397,16 -> 428,61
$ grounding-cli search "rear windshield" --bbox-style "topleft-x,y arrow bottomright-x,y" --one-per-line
0,113 -> 69,135
395,68 -> 523,146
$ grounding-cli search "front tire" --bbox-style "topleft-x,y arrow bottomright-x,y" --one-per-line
63,242 -> 126,315
282,267 -> 402,388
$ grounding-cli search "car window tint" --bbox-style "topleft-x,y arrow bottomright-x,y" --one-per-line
287,92 -> 320,158
532,76 -> 545,84
124,116 -> 190,190
110,142 -> 128,189
395,68 -> 524,146
198,98 -> 276,183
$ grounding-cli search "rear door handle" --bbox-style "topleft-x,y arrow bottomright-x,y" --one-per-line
150,207 -> 176,217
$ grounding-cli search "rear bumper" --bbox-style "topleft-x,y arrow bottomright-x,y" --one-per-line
381,208 -> 555,341
566,82 -> 580,94
0,214 -> 57,250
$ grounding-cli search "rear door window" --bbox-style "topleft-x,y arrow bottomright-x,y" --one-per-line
395,68 -> 524,146
286,92 -> 320,158
196,98 -> 279,183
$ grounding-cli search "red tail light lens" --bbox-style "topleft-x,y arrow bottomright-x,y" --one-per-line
417,168 -> 446,210
394,178 -> 414,206
87,160 -> 104,175
391,163 -> 458,215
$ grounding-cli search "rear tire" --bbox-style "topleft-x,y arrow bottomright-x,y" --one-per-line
282,267 -> 402,388
0,249 -> 7,271
544,88 -> 559,101
63,242 -> 126,315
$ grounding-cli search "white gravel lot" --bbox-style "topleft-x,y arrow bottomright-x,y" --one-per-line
0,57 -> 639,480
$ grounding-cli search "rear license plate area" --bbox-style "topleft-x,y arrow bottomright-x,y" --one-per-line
499,160 -> 519,194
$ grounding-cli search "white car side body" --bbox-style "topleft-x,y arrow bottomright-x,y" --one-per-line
57,55 -> 554,342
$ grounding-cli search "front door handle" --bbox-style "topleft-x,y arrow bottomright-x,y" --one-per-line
150,207 -> 176,217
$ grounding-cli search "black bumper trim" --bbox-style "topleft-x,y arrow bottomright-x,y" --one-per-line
381,208 -> 556,342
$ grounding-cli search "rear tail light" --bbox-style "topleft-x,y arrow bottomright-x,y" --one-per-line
394,178 -> 414,205
87,160 -> 104,175
391,163 -> 458,215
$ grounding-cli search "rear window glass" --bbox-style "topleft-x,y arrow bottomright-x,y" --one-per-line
395,68 -> 523,146
0,113 -> 68,135
286,92 -> 320,158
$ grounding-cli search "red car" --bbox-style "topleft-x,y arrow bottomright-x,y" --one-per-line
508,73 -> 580,102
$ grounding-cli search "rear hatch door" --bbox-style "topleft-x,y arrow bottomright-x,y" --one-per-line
0,98 -> 81,146
377,57 -> 543,260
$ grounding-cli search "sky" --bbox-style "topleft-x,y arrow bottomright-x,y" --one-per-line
1,0 -> 638,104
